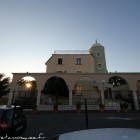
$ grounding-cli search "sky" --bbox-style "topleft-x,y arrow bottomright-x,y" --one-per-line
0,0 -> 140,80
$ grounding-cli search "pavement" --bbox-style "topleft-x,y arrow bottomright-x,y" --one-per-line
22,110 -> 140,139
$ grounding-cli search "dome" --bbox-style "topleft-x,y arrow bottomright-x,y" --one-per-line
89,40 -> 104,54
91,40 -> 103,47
92,42 -> 103,47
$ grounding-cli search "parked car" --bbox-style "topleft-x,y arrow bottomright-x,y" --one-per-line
0,105 -> 26,136
49,128 -> 140,140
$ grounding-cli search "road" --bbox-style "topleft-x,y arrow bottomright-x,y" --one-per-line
22,111 -> 140,139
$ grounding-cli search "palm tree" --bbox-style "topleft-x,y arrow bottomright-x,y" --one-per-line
0,73 -> 10,97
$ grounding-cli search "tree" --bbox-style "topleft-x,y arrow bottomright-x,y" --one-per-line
108,76 -> 127,87
0,73 -> 10,97
42,76 -> 69,103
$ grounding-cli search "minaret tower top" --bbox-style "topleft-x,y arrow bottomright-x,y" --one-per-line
89,40 -> 108,73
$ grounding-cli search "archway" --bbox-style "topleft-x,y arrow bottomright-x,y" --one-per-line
13,76 -> 37,108
42,76 -> 69,105
108,76 -> 132,104
73,77 -> 100,105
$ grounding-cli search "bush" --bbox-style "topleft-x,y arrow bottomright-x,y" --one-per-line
76,102 -> 81,109
122,103 -> 128,113
122,103 -> 128,109
99,103 -> 104,108
99,103 -> 104,112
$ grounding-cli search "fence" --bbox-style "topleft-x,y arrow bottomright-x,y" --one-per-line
21,99 -> 140,139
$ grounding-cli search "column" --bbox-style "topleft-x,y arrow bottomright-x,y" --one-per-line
8,91 -> 14,105
69,90 -> 73,105
101,89 -> 105,104
36,90 -> 41,106
132,90 -> 139,110
101,80 -> 105,104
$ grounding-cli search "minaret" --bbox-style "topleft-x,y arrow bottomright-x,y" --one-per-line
89,41 -> 108,73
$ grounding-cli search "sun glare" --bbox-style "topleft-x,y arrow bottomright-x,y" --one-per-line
26,83 -> 32,89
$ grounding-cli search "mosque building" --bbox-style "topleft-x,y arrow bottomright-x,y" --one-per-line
8,41 -> 140,110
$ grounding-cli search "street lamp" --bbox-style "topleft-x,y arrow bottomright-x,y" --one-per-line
101,80 -> 105,104
102,80 -> 105,91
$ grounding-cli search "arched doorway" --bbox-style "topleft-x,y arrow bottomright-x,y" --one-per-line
42,76 -> 69,105
13,76 -> 37,108
108,76 -> 133,109
73,77 -> 100,105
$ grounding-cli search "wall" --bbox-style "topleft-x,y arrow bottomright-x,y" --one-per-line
46,54 -> 95,73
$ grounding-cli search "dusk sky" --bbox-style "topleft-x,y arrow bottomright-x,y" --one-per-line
0,0 -> 140,79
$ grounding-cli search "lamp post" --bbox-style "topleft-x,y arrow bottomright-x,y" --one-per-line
101,80 -> 105,104
102,80 -> 105,91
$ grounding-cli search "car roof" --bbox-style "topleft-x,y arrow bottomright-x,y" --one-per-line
59,128 -> 140,140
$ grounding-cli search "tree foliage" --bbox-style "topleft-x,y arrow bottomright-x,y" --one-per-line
42,76 -> 69,99
0,73 -> 10,97
108,76 -> 127,87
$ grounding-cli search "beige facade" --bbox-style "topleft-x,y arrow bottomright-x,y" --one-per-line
46,54 -> 95,73
8,42 -> 140,110
8,72 -> 140,110
46,42 -> 108,74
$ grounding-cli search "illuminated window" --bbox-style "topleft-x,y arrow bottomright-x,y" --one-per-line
76,85 -> 82,96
